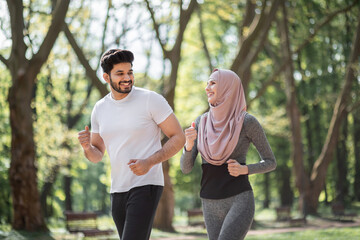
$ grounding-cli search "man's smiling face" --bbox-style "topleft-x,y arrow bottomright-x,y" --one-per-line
104,62 -> 134,99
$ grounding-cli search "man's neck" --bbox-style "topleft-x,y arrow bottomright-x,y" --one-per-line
111,91 -> 129,100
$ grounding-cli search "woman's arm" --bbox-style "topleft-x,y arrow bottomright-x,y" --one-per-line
245,115 -> 277,175
180,116 -> 201,174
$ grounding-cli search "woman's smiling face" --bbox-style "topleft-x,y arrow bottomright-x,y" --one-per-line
205,79 -> 218,106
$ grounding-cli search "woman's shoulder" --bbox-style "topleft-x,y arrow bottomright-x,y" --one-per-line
244,112 -> 258,123
196,112 -> 208,122
243,113 -> 263,131
201,112 -> 209,118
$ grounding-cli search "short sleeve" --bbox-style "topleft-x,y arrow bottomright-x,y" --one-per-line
148,92 -> 173,124
91,103 -> 99,133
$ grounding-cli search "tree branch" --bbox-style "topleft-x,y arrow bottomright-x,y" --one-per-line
239,0 -> 256,44
6,0 -> 27,66
145,0 -> 169,58
249,1 -> 359,105
174,0 -> 198,52
295,0 -> 359,53
166,0 -> 198,92
231,0 -> 280,75
348,100 -> 360,113
68,83 -> 93,129
0,54 -> 9,68
248,63 -> 286,108
63,24 -> 108,97
197,6 -> 213,74
29,0 -> 70,78
311,8 -> 360,184
100,0 -> 112,55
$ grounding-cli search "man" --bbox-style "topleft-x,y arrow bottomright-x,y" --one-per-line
77,49 -> 185,240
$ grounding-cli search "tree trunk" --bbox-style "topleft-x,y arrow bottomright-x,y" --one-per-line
6,0 -> 70,230
40,165 -> 60,218
145,0 -> 198,230
153,161 -> 175,232
335,118 -> 349,204
278,1 -> 360,215
307,11 -> 360,213
278,165 -> 293,207
263,173 -> 270,208
64,164 -> 73,211
313,104 -> 323,158
8,71 -> 47,230
313,103 -> 329,204
354,111 -> 360,200
101,182 -> 108,214
303,104 -> 315,170
279,0 -> 309,216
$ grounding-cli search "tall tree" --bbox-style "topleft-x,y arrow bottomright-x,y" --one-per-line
278,0 -> 308,215
145,0 -> 198,231
279,0 -> 360,214
0,0 -> 70,230
308,9 -> 360,213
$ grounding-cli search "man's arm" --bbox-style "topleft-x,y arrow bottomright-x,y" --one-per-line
78,126 -> 106,163
149,113 -> 186,165
128,113 -> 185,175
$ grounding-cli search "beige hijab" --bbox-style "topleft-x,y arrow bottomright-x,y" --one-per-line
197,69 -> 247,165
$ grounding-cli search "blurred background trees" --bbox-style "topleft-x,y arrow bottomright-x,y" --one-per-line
0,0 -> 359,233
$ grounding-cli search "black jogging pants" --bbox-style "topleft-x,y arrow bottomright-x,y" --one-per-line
111,185 -> 163,240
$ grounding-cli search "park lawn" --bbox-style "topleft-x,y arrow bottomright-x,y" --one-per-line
152,226 -> 360,240
1,210 -> 360,240
245,227 -> 360,240
0,226 -> 360,240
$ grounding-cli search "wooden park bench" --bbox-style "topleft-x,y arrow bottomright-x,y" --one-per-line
275,206 -> 291,221
331,203 -> 357,222
289,217 -> 306,227
187,208 -> 205,227
64,211 -> 114,238
276,206 -> 306,227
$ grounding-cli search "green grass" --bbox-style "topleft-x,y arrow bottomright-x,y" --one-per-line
245,227 -> 360,240
1,225 -> 360,240
1,206 -> 360,240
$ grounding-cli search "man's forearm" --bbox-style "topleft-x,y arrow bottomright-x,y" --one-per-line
148,134 -> 185,166
84,145 -> 104,163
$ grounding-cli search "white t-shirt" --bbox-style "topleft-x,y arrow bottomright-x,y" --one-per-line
91,87 -> 173,193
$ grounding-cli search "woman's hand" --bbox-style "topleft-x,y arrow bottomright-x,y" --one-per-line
227,159 -> 248,177
184,122 -> 197,151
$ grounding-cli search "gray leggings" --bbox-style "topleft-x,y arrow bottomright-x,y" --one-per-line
202,190 -> 254,240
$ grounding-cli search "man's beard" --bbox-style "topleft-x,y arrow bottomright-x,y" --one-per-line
110,76 -> 133,94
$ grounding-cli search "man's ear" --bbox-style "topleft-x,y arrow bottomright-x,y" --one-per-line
103,73 -> 110,83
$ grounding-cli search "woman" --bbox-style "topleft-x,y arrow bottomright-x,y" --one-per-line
180,69 -> 276,240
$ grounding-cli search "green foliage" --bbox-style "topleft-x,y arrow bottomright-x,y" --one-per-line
0,67 -> 11,224
171,152 -> 202,211
33,48 -> 110,215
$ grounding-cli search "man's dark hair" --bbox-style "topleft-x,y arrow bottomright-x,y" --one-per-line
100,49 -> 134,74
